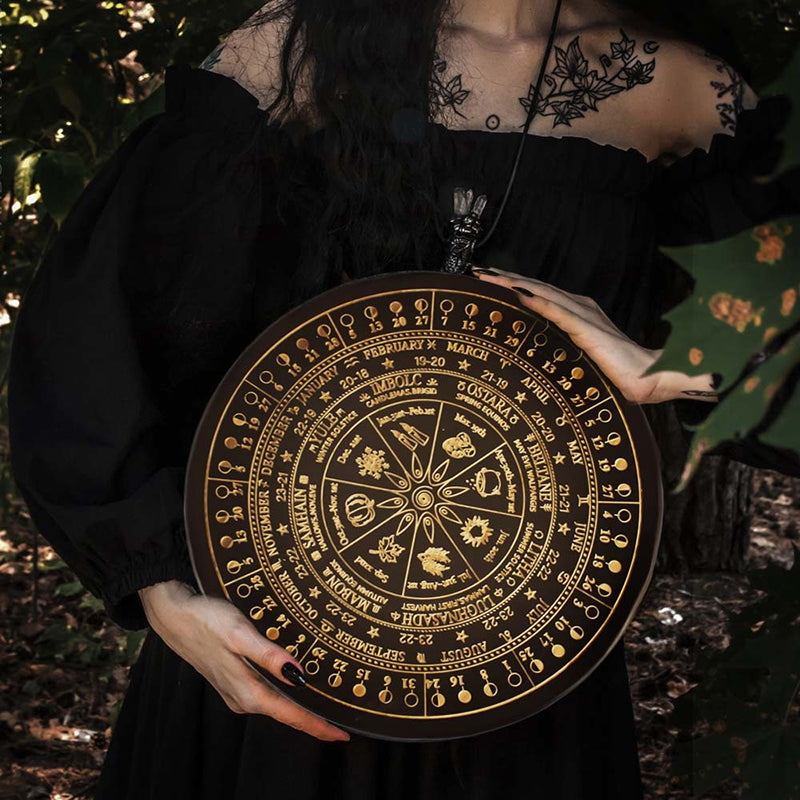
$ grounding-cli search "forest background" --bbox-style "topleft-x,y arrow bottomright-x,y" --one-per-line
1,1 -> 799,798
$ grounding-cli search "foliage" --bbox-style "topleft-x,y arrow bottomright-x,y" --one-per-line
647,44 -> 800,491
30,556 -> 146,673
668,550 -> 800,798
0,0 -> 255,519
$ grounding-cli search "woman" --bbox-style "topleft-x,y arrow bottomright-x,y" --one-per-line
8,0 -> 799,797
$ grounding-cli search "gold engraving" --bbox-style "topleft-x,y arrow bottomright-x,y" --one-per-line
459,516 -> 493,547
418,546 -> 451,576
356,447 -> 390,479
344,493 -> 376,527
442,431 -> 477,459
186,275 -> 660,739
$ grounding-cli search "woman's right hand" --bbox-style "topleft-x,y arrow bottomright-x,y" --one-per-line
138,579 -> 350,742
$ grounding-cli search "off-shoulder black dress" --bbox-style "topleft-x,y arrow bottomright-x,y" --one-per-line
8,64 -> 800,800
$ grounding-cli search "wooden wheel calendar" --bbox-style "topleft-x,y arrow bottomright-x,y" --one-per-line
184,270 -> 663,741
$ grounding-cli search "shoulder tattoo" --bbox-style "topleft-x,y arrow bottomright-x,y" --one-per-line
429,30 -> 659,131
520,29 -> 659,128
703,51 -> 745,131
199,43 -> 225,71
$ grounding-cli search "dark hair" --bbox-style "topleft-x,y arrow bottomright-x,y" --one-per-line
239,0 -> 747,295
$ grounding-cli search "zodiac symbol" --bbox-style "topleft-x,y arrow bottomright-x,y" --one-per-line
418,546 -> 450,576
442,431 -> 476,459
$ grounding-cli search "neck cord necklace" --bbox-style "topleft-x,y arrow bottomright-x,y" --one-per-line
442,0 -> 563,273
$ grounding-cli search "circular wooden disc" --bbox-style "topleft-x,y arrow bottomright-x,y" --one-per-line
185,271 -> 663,741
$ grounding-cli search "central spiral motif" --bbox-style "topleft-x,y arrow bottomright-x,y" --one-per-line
320,400 -> 529,600
412,487 -> 434,509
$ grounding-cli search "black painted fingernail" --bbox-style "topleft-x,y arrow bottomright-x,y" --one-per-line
281,662 -> 307,687
512,285 -> 534,297
471,267 -> 498,275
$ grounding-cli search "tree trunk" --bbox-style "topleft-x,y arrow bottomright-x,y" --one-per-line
641,401 -> 754,574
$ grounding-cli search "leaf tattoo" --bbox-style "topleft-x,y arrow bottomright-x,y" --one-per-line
430,52 -> 471,118
520,29 -> 658,128
704,52 -> 745,132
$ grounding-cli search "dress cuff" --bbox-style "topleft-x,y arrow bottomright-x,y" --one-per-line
101,547 -> 198,630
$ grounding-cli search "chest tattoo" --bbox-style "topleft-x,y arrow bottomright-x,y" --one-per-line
520,30 -> 658,127
432,30 -> 659,131
430,51 -> 472,118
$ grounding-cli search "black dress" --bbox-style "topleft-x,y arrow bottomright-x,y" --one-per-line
8,64 -> 800,800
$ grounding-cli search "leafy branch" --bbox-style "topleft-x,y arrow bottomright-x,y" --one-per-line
646,45 -> 800,491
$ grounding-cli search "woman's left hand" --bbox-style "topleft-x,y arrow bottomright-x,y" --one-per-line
471,267 -> 702,405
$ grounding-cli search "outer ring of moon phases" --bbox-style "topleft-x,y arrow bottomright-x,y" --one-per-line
185,271 -> 663,741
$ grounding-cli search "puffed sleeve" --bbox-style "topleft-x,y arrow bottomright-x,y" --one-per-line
7,64 -> 300,629
651,95 -> 800,477
654,95 -> 799,245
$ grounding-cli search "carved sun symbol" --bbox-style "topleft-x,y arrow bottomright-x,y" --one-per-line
460,516 -> 493,547
356,446 -> 389,479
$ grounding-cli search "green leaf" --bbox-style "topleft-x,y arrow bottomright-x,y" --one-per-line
37,556 -> 68,572
35,621 -> 81,653
13,150 -> 43,203
0,137 -> 36,192
652,44 -> 800,489
671,638 -> 800,798
650,217 -> 799,394
675,333 -> 800,491
759,362 -> 800,451
54,579 -> 85,598
51,75 -> 83,120
34,149 -> 88,225
79,594 -> 106,613
124,629 -> 146,665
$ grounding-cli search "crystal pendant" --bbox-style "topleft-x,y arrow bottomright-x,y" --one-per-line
442,187 -> 487,274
